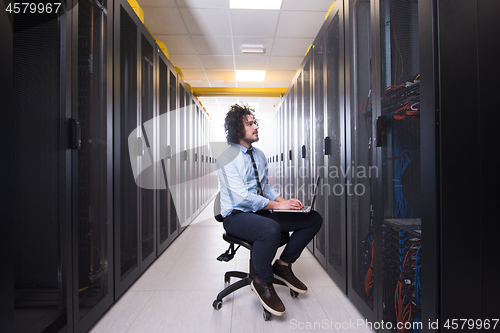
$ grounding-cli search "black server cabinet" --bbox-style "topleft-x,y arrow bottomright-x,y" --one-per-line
113,0 -> 140,298
178,83 -> 186,226
345,0 -> 377,323
372,1 -> 422,330
139,30 -> 157,269
113,0 -> 156,299
420,0 -> 500,330
70,0 -> 114,331
295,71 -> 305,204
312,32 -> 327,267
289,88 -> 296,198
282,95 -> 290,198
156,47 -> 178,255
2,4 -> 14,331
169,70 -> 179,239
12,5 -> 72,332
324,1 -> 347,292
302,56 -> 314,254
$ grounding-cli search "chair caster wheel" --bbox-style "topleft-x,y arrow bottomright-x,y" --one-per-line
263,308 -> 272,321
213,299 -> 222,310
290,289 -> 299,298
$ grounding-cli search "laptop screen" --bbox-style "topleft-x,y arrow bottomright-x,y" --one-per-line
310,177 -> 320,209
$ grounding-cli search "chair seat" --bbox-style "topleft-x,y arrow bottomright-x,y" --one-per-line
222,231 -> 290,249
222,232 -> 253,250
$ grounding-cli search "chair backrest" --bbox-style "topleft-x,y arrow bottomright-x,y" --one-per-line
214,191 -> 223,222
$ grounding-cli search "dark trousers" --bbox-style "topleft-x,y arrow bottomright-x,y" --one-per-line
223,210 -> 322,283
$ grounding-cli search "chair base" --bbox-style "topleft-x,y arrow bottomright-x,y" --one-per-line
213,232 -> 298,320
215,267 -> 287,303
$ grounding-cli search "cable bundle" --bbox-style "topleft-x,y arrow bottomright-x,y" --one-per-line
395,243 -> 422,333
393,131 -> 414,218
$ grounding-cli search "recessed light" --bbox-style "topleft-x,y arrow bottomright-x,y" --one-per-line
235,70 -> 266,82
230,0 -> 282,10
241,44 -> 266,54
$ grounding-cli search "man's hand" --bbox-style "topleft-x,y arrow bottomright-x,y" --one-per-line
264,197 -> 304,210
278,198 -> 304,210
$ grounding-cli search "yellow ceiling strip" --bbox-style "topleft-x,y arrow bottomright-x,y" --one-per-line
192,87 -> 287,98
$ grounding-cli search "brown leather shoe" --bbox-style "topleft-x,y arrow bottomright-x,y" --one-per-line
251,278 -> 286,316
273,261 -> 308,294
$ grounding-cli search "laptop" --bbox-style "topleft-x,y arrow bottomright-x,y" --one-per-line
273,177 -> 320,213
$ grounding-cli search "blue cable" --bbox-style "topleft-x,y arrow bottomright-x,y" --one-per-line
393,127 -> 414,218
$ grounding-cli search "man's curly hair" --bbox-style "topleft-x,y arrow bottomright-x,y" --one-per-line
224,104 -> 257,144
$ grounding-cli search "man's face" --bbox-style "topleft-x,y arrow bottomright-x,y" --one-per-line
240,114 -> 259,146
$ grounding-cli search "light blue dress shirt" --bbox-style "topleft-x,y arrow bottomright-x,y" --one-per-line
216,143 -> 280,218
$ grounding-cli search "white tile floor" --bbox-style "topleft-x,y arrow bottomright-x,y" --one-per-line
89,200 -> 374,333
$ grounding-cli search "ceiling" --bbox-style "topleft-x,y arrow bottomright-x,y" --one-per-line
136,0 -> 333,141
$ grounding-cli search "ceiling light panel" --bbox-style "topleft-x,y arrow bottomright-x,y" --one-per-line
241,44 -> 265,53
235,70 -> 266,82
230,0 -> 282,10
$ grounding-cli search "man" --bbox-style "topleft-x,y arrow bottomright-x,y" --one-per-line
216,104 -> 322,317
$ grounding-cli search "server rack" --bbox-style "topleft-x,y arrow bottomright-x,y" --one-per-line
263,0 -> 499,331
113,0 -> 159,298
2,3 -> 14,330
345,0 -> 377,323
156,46 -> 178,255
8,0 -> 217,330
312,30 -> 328,268
168,69 -> 180,239
139,21 -> 157,271
70,0 -> 115,331
323,1 -> 347,292
12,4 -> 72,332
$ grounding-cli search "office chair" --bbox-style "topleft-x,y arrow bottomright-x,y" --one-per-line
212,192 -> 299,321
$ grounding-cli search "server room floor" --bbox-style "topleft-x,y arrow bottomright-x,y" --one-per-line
89,199 -> 373,333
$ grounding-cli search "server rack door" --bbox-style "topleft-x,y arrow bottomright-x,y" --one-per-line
200,114 -> 203,205
157,53 -> 168,252
178,84 -> 186,226
197,108 -> 203,208
289,87 -> 297,199
195,104 -> 200,214
184,91 -> 192,227
192,105 -> 196,214
139,30 -> 157,271
375,0 -> 422,330
156,49 -> 177,254
169,70 -> 179,239
284,93 -> 289,196
280,106 -> 285,192
72,0 -> 114,330
268,113 -> 274,186
113,0 -> 140,298
13,5 -> 71,332
324,1 -> 347,292
312,36 -> 327,266
2,5 -> 13,331
302,56 -> 314,253
296,72 -> 306,204
270,116 -> 277,187
345,0 -> 377,321
203,114 -> 207,203
194,104 -> 199,213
